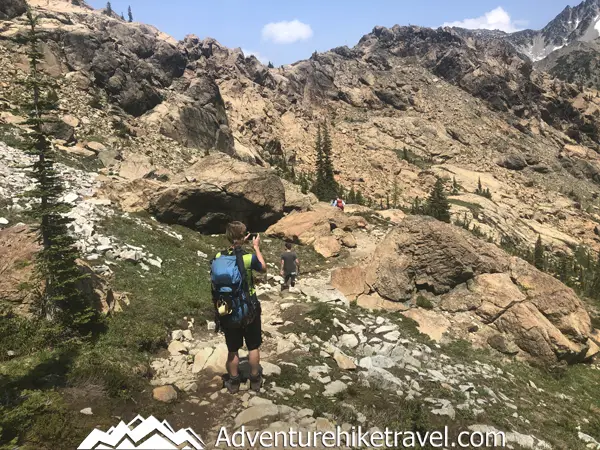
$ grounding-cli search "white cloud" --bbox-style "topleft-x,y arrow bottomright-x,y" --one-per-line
261,19 -> 313,44
241,48 -> 269,64
442,7 -> 526,33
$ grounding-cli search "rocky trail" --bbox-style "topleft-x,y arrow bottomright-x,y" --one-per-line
142,234 -> 598,449
2,136 -> 600,449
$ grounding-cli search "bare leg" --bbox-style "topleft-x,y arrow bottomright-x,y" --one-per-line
248,349 -> 260,377
227,352 -> 239,377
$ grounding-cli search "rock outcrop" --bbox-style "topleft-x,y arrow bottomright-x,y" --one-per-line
0,224 -> 127,317
150,153 -> 286,233
363,216 -> 597,363
266,205 -> 367,257
0,225 -> 40,316
0,0 -> 26,20
2,0 -> 600,258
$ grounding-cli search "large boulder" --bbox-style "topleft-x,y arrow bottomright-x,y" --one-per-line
0,0 -> 26,20
266,205 -> 367,245
364,216 -> 597,363
330,266 -> 367,300
0,225 -> 126,317
42,117 -> 75,143
282,180 -> 318,212
496,154 -> 528,171
0,225 -> 39,316
366,216 -> 508,301
150,153 -> 285,234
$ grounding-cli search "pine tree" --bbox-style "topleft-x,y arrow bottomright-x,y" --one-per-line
267,61 -> 274,69
356,190 -> 365,206
475,177 -> 492,199
534,235 -> 545,271
348,186 -> 356,204
105,2 -> 112,16
23,9 -> 97,333
312,125 -> 324,198
411,196 -> 423,214
425,178 -> 451,223
128,5 -> 133,22
452,176 -> 459,195
120,12 -> 125,20
312,122 -> 338,201
321,123 -> 336,192
391,178 -> 400,208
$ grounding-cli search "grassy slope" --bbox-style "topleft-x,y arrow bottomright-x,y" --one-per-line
0,213 -> 325,448
1,212 -> 599,449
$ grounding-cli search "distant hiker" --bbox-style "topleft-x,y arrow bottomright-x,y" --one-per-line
334,197 -> 345,211
210,221 -> 267,394
280,242 -> 300,291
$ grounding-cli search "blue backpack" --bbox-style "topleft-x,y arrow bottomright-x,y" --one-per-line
210,248 -> 257,329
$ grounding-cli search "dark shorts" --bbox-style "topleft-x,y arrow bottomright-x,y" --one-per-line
283,272 -> 297,289
223,312 -> 262,353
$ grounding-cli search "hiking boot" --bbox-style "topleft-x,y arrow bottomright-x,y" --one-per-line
224,375 -> 241,394
249,372 -> 263,392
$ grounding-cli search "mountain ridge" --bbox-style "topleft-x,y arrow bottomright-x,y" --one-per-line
1,0 -> 600,257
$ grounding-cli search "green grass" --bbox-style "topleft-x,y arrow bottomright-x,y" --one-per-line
85,135 -> 107,144
416,295 -> 434,309
0,213 -> 220,448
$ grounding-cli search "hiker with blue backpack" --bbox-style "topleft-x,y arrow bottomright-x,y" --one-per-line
210,221 -> 267,394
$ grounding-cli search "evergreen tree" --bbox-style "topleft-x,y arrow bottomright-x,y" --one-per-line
312,125 -> 324,198
475,177 -> 492,199
120,12 -> 125,20
557,254 -> 570,283
356,190 -> 365,206
128,5 -> 133,22
425,178 -> 451,223
411,196 -> 423,214
321,123 -> 336,191
534,235 -> 545,271
452,176 -> 459,195
23,9 -> 97,333
311,122 -> 338,201
348,186 -> 356,204
267,61 -> 274,69
391,178 -> 400,208
105,1 -> 112,16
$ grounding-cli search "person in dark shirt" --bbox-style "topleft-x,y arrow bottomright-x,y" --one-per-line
280,242 -> 300,291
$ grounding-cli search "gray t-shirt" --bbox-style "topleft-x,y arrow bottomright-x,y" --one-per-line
281,251 -> 298,274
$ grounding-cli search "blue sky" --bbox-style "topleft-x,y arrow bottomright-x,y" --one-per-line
88,0 -> 584,65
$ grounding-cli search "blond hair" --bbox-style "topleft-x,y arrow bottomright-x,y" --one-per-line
226,221 -> 247,246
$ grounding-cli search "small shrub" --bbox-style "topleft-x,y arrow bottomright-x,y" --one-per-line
416,295 -> 433,309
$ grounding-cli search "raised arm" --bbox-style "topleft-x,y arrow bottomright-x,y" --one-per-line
252,234 -> 267,273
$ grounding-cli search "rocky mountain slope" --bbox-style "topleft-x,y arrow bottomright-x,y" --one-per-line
2,2 -> 600,447
2,0 -> 600,262
536,37 -> 600,88
510,0 -> 600,62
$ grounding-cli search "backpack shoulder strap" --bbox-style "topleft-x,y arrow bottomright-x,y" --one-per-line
233,246 -> 250,294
